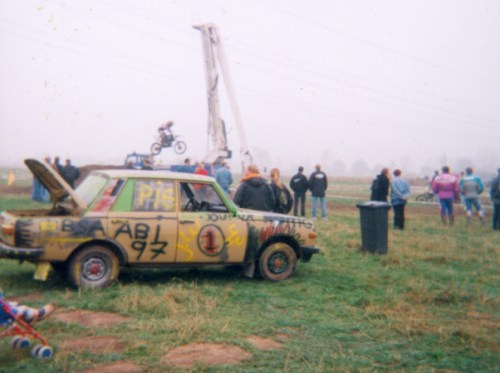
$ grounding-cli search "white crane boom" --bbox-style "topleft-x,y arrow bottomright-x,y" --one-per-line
193,24 -> 252,169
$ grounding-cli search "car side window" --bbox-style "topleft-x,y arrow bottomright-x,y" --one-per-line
91,179 -> 125,213
180,182 -> 228,212
132,179 -> 175,212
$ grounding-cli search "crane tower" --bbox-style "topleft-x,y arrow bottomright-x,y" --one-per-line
193,24 -> 252,170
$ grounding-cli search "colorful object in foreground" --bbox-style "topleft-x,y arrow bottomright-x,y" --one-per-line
0,291 -> 55,359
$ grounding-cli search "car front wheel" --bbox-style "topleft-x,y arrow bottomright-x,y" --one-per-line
68,245 -> 119,289
259,242 -> 297,281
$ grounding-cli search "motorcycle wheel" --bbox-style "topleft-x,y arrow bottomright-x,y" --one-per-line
151,142 -> 162,155
174,141 -> 187,154
416,194 -> 427,202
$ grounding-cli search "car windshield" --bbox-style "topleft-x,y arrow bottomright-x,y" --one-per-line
74,173 -> 109,206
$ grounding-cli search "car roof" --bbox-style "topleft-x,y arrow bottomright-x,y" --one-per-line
92,169 -> 216,182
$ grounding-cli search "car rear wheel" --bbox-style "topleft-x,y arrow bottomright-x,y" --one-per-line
68,245 -> 119,289
259,242 -> 296,281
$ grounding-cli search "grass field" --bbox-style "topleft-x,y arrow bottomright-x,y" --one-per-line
0,180 -> 498,372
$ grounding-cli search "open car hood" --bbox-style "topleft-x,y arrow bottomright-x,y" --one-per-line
25,159 -> 87,209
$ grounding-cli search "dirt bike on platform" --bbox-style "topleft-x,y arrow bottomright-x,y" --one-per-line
151,135 -> 187,155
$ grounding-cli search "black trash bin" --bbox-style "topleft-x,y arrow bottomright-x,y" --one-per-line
356,201 -> 391,254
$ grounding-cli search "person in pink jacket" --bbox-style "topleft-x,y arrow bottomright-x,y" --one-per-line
432,166 -> 459,226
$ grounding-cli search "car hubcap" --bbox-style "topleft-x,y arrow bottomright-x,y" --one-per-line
268,252 -> 288,274
82,257 -> 106,281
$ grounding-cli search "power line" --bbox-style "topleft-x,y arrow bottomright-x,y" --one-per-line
227,55 -> 499,132
258,0 -> 499,86
2,2 -> 497,143
0,17 -> 203,87
227,37 -> 500,117
236,87 -> 496,147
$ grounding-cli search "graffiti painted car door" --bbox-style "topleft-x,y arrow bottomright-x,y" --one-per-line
107,178 -> 178,263
176,181 -> 248,264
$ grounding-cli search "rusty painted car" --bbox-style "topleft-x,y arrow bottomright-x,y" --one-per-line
0,159 -> 320,289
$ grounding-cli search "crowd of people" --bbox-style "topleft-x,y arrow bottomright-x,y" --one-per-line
31,153 -> 499,231
138,159 -> 329,219
233,163 -> 328,219
369,165 -> 500,231
430,166 -> 500,230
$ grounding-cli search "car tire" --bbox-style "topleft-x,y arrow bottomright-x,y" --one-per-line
258,242 -> 296,281
68,245 -> 119,289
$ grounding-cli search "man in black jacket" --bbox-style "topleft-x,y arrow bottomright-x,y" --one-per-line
290,166 -> 309,217
309,164 -> 328,220
491,168 -> 500,230
370,168 -> 390,202
62,159 -> 81,189
234,165 -> 275,212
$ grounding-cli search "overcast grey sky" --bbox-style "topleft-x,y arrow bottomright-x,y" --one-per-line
1,0 -> 499,175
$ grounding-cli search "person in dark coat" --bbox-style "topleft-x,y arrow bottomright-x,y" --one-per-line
62,159 -> 81,189
370,168 -> 390,202
490,168 -> 500,230
289,166 -> 309,217
269,168 -> 293,214
309,164 -> 328,219
234,164 -> 275,212
53,156 -> 63,175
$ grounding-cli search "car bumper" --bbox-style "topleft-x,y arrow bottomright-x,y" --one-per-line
0,239 -> 44,260
299,246 -> 320,262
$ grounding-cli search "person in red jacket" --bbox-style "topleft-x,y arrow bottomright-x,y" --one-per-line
432,165 -> 459,226
194,162 -> 209,177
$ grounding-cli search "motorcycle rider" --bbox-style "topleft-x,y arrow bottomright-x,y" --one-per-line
158,121 -> 175,146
